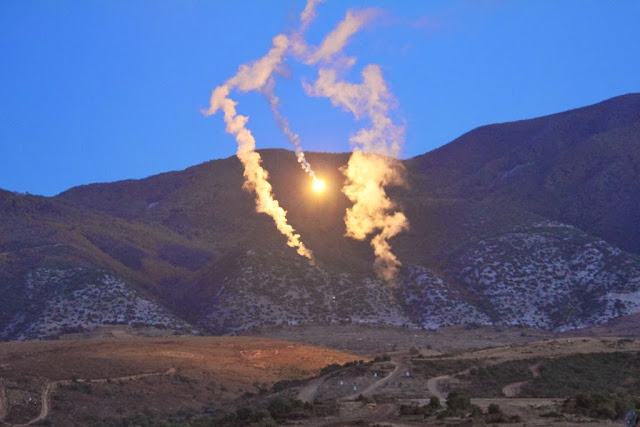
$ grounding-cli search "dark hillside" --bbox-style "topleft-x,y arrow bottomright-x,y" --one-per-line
407,93 -> 640,252
1,94 -> 639,339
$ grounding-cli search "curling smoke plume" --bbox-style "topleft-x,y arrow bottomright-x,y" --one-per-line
293,7 -> 377,68
302,10 -> 409,281
204,35 -> 313,259
262,78 -> 316,180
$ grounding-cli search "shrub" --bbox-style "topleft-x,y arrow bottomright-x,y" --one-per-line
563,393 -> 640,420
446,389 -> 471,412
470,404 -> 484,417
234,407 -> 267,424
267,397 -> 306,420
356,394 -> 374,404
319,363 -> 342,376
428,396 -> 441,410
399,404 -> 424,416
487,403 -> 501,414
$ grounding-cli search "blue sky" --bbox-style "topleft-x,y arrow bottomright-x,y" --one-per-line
1,1 -> 639,196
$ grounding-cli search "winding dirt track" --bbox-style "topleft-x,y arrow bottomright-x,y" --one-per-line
359,362 -> 406,397
341,361 -> 406,401
9,368 -> 175,426
426,374 -> 449,402
426,368 -> 472,402
501,380 -> 527,397
297,362 -> 407,404
501,361 -> 543,397
297,375 -> 328,403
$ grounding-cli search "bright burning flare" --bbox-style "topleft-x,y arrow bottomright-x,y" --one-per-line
312,179 -> 326,193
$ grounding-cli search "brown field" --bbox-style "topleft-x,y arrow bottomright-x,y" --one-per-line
0,336 -> 359,426
244,323 -> 557,356
2,330 -> 640,426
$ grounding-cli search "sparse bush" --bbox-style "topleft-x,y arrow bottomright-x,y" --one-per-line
436,389 -> 474,419
469,404 -> 484,417
523,352 -> 640,397
68,381 -> 92,394
233,406 -> 267,424
319,363 -> 342,376
446,389 -> 471,413
267,396 -> 305,420
563,392 -> 640,420
460,359 -> 534,397
487,403 -> 501,414
356,394 -> 374,404
428,396 -> 441,410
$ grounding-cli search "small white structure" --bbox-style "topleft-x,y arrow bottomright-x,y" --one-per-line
353,385 -> 357,391
374,372 -> 378,378
340,380 -> 344,386
406,371 -> 411,377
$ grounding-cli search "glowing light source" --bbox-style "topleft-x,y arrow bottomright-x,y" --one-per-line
312,179 -> 326,193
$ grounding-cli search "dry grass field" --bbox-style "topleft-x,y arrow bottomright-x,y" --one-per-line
2,331 -> 640,426
245,323 -> 556,356
0,336 -> 359,425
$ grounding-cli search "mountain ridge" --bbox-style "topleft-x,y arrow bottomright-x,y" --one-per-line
1,93 -> 639,340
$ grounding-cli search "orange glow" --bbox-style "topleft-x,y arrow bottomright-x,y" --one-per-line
312,179 -> 326,192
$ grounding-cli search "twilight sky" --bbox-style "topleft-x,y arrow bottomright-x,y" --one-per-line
1,1 -> 639,196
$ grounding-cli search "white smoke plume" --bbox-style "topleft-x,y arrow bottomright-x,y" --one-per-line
262,78 -> 316,180
293,7 -> 377,68
204,35 -> 313,259
257,0 -> 333,182
300,0 -> 325,32
203,1 -> 410,276
306,9 -> 377,66
302,10 -> 409,281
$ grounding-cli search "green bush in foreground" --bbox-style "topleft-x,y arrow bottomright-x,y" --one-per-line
563,393 -> 640,420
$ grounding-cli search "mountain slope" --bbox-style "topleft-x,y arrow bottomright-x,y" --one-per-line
1,94 -> 639,339
407,93 -> 640,253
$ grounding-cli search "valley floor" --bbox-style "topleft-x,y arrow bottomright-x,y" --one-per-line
1,327 -> 639,426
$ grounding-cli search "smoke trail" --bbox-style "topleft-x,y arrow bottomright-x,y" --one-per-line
342,152 -> 408,281
293,7 -> 377,68
300,0 -> 325,32
262,78 -> 316,180
204,35 -> 313,259
302,13 -> 409,281
258,0 -> 333,181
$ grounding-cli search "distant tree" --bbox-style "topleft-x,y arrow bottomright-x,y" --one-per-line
446,389 -> 471,413
488,403 -> 501,414
428,396 -> 441,410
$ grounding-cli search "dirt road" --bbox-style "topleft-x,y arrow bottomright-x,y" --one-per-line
297,375 -> 328,403
501,362 -> 543,397
341,361 -> 407,401
10,368 -> 176,426
502,380 -> 527,397
426,368 -> 471,402
426,374 -> 449,402
298,361 -> 408,403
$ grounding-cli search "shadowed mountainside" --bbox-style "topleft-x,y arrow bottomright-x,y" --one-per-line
407,93 -> 640,253
1,93 -> 639,339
